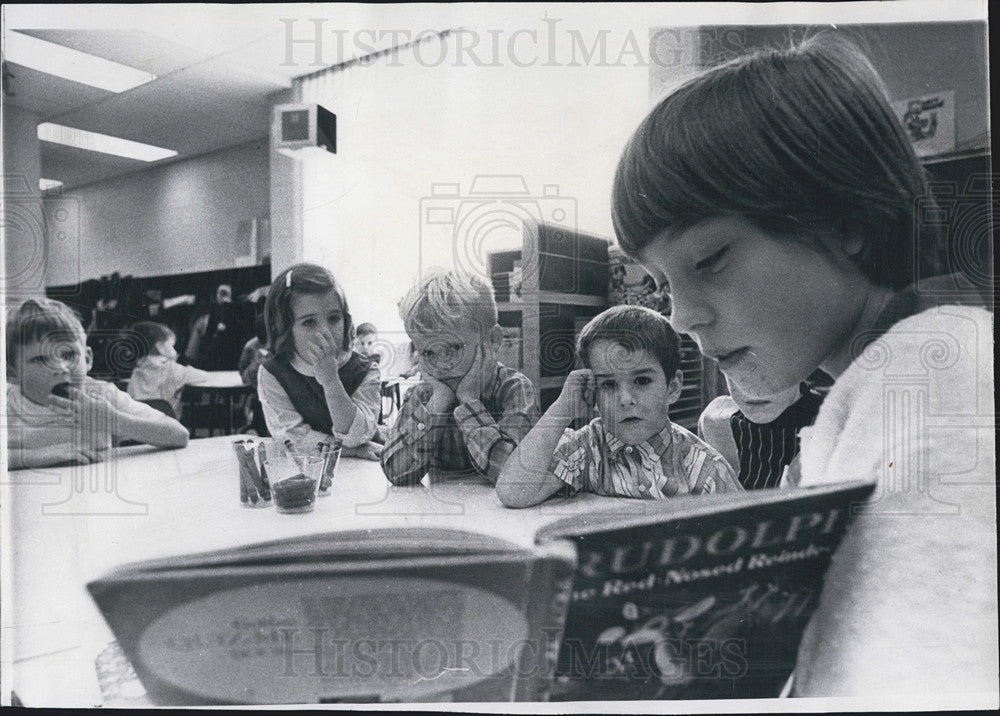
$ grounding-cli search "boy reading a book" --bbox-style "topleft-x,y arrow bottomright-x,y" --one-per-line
611,36 -> 994,695
381,270 -> 539,485
6,298 -> 189,469
497,305 -> 738,507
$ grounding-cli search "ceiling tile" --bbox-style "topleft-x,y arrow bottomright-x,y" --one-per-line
40,141 -> 149,190
45,61 -> 274,155
16,29 -> 214,77
2,62 -> 113,119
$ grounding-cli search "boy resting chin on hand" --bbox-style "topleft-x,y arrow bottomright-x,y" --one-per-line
497,305 -> 739,508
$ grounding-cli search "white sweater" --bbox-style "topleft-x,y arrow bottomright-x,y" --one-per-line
794,305 -> 997,696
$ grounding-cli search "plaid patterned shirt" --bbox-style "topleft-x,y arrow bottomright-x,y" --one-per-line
381,362 -> 539,485
550,417 -> 740,499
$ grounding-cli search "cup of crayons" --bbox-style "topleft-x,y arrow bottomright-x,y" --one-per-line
265,448 -> 324,514
285,437 -> 343,497
232,438 -> 272,509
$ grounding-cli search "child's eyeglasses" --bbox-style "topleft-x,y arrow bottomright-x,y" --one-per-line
417,340 -> 467,366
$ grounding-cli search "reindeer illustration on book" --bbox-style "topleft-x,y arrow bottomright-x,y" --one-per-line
551,581 -> 813,701
538,487 -> 860,702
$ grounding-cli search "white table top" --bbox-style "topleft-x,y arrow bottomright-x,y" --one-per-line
4,435 -> 613,706
187,370 -> 244,389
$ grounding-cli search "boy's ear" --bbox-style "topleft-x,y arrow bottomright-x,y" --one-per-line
486,324 -> 503,351
666,369 -> 683,404
84,346 -> 94,373
841,233 -> 865,257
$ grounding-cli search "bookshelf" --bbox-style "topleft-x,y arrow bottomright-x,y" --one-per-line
489,220 -> 610,412
489,220 -> 727,430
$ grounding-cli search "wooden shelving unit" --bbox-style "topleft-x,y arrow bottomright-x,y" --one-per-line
490,219 -> 727,430
490,219 -> 610,412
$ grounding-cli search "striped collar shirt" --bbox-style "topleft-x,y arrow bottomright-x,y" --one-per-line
550,417 -> 740,499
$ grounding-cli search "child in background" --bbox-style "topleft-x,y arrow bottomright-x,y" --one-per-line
258,263 -> 382,460
381,270 -> 539,485
238,314 -> 270,436
698,376 -> 824,490
354,323 -> 381,362
127,321 -> 212,419
611,35 -> 994,695
6,299 -> 189,469
497,305 -> 738,508
238,314 -> 269,387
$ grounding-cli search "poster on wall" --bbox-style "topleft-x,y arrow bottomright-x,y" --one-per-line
891,89 -> 956,157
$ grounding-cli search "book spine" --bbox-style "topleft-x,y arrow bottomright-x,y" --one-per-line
512,541 -> 576,702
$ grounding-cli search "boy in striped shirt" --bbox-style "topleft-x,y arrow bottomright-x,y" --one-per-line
497,305 -> 739,507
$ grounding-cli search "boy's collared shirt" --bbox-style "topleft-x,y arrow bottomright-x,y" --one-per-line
550,417 -> 740,499
127,355 -> 211,418
381,362 -> 539,485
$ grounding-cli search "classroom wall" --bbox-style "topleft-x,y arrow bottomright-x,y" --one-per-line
296,21 -> 665,336
286,14 -> 988,337
650,22 -> 989,149
3,104 -> 46,299
863,22 -> 988,150
268,87 -> 302,281
44,138 -> 270,286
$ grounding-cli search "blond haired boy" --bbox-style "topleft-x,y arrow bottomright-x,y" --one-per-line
381,270 -> 539,485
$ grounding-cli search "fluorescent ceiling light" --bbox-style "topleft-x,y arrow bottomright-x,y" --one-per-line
38,123 -> 177,162
3,30 -> 156,93
39,178 -> 63,191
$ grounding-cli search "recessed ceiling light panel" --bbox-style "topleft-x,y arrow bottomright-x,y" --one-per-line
3,30 -> 156,93
38,123 -> 177,162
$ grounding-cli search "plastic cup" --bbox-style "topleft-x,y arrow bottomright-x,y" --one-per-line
285,439 -> 342,496
233,439 -> 271,508
319,443 -> 342,495
263,453 -> 324,514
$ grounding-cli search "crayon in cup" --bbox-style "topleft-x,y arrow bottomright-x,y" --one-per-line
233,438 -> 271,508
316,438 -> 343,495
283,437 -> 342,495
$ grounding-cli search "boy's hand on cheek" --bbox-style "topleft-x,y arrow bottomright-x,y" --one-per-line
419,375 -> 456,414
551,369 -> 596,422
455,344 -> 488,405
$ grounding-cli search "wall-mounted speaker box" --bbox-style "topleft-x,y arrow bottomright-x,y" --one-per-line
273,103 -> 336,159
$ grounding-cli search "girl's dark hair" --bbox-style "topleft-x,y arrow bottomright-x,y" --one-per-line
130,321 -> 175,360
264,263 -> 354,360
577,304 -> 681,381
612,34 -> 942,289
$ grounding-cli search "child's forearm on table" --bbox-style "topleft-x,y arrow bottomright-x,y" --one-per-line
496,413 -> 570,507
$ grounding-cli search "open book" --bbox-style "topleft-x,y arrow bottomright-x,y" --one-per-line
87,479 -> 874,704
